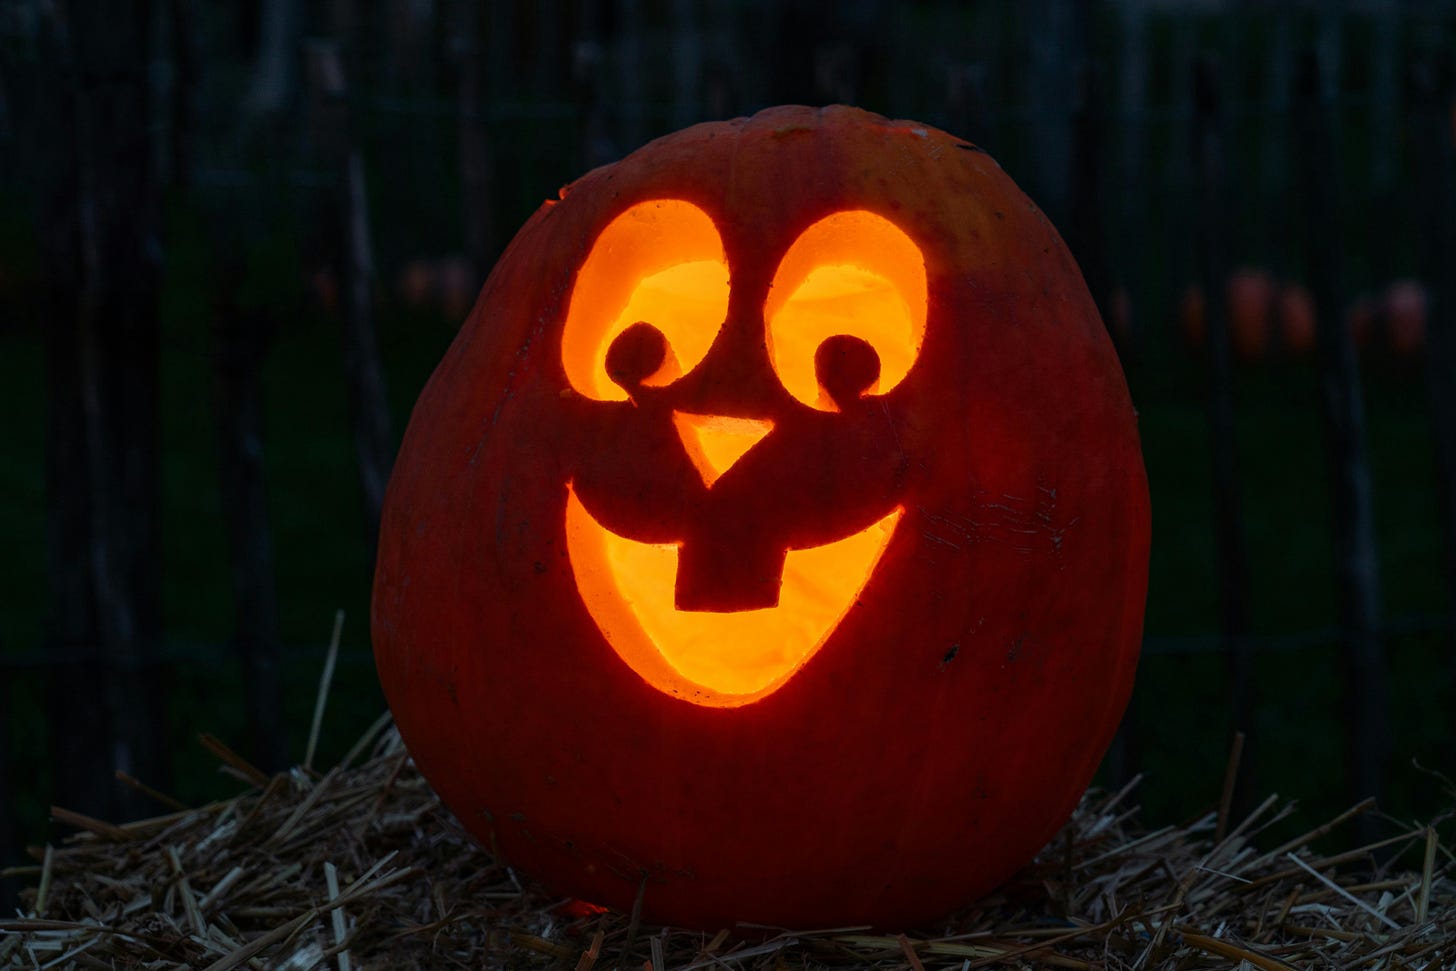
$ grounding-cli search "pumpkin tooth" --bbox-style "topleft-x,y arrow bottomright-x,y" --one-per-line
671,411 -> 774,487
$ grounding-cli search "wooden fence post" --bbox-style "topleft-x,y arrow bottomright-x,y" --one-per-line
245,0 -> 298,116
617,0 -> 647,150
574,1 -> 616,171
1368,0 -> 1400,200
211,252 -> 287,772
1192,55 -> 1255,750
35,0 -> 170,823
307,39 -> 395,563
1067,0 -> 1110,331
451,0 -> 494,282
1293,48 -> 1387,812
1410,49 -> 1456,688
1025,0 -> 1076,228
0,677 -> 14,909
198,0 -> 292,775
672,0 -> 703,129
1113,0 -> 1147,365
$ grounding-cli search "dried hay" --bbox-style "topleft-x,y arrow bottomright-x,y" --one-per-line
3,687 -> 1453,971
3,719 -> 1452,971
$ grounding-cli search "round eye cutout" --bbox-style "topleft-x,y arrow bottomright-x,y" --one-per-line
561,200 -> 730,401
765,211 -> 928,412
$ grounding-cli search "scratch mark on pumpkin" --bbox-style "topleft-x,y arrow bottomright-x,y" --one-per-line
493,477 -> 511,548
1050,516 -> 1079,553
471,278 -> 554,463
939,643 -> 959,669
922,485 -> 1077,555
921,529 -> 960,551
920,508 -> 984,545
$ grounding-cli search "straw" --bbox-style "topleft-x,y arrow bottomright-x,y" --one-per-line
3,722 -> 1451,970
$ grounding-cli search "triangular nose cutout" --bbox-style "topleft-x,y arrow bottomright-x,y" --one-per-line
673,411 -> 775,487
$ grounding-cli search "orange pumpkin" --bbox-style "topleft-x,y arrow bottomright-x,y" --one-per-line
1347,294 -> 1377,349
1108,283 -> 1133,345
396,259 -> 435,309
1181,283 -> 1207,351
306,266 -> 339,315
1226,266 -> 1274,361
435,254 -> 476,322
372,106 -> 1150,929
1278,282 -> 1317,357
1385,278 -> 1428,357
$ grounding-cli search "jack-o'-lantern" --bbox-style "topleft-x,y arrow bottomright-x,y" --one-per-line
372,105 -> 1150,930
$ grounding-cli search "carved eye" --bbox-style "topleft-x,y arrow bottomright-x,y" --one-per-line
561,200 -> 730,401
764,211 -> 928,411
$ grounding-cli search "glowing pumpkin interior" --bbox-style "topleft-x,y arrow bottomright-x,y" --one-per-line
561,200 -> 927,706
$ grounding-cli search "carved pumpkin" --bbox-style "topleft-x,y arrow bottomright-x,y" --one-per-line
372,105 -> 1150,929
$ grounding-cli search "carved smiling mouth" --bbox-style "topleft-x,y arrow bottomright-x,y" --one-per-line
565,484 -> 902,707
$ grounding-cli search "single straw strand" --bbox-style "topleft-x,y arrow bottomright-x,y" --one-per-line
306,610 -> 346,771
1285,852 -> 1400,930
1416,825 -> 1437,924
325,861 -> 352,971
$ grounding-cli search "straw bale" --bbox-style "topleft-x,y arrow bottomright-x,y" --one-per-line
3,716 -> 1452,970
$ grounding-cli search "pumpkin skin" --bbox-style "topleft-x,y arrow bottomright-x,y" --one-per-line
372,105 -> 1150,929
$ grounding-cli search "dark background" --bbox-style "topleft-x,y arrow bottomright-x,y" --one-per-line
2,0 -> 1454,903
